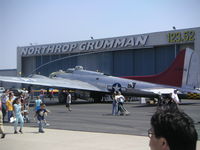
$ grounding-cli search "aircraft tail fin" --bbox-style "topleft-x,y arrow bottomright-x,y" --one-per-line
122,48 -> 199,88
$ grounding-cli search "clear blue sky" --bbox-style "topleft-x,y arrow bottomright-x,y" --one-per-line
0,0 -> 200,69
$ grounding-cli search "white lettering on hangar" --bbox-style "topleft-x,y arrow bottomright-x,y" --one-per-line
21,35 -> 148,56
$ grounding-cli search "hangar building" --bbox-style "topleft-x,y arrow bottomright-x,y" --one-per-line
0,69 -> 17,88
17,27 -> 200,87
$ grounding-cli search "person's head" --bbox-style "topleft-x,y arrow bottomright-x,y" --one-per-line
174,89 -> 178,94
65,89 -> 69,94
9,92 -> 13,99
149,107 -> 198,150
36,96 -> 40,99
40,103 -> 46,109
13,97 -> 21,105
5,89 -> 9,93
117,91 -> 121,95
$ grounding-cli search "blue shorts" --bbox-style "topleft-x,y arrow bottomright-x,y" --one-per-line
35,106 -> 40,111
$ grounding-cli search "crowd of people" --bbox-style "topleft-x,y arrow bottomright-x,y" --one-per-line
111,89 -> 181,116
0,88 -> 199,149
0,89 -> 51,138
0,88 -> 74,138
0,89 -> 30,123
0,89 -> 29,138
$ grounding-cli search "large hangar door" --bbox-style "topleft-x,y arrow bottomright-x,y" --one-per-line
35,54 -> 77,76
77,52 -> 113,75
155,45 -> 177,74
113,50 -> 134,76
58,54 -> 77,71
22,57 -> 36,77
134,48 -> 155,76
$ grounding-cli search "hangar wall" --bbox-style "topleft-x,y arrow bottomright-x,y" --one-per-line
0,69 -> 18,88
21,45 -> 177,77
17,27 -> 199,87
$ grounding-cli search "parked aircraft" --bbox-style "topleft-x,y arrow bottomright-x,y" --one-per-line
0,48 -> 199,103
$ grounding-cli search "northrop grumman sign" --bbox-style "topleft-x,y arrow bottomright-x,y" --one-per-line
21,35 -> 149,56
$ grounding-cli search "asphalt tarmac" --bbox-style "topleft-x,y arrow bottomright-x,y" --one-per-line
5,98 -> 200,137
2,98 -> 200,150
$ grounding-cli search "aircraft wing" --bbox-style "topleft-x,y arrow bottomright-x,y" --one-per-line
0,74 -> 199,99
144,88 -> 175,94
0,75 -> 105,92
142,86 -> 200,95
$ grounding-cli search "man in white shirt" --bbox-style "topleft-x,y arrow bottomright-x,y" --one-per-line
171,90 -> 180,104
66,91 -> 72,111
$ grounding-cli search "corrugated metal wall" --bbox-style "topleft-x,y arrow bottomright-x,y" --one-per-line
0,69 -> 18,88
155,45 -> 177,74
113,50 -> 133,76
133,48 -> 155,76
77,52 -> 113,75
23,45 -> 177,77
22,56 -> 36,76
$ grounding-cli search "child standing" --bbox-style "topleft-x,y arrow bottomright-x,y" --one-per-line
13,97 -> 24,134
34,103 -> 49,133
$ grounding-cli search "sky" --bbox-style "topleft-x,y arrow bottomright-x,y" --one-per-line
0,0 -> 200,69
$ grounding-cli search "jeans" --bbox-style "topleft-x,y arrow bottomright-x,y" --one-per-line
38,120 -> 45,132
112,101 -> 118,115
118,103 -> 126,114
7,111 -> 13,122
14,114 -> 24,131
2,104 -> 6,122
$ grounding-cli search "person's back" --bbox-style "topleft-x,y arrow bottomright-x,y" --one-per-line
149,106 -> 198,150
66,93 -> 71,104
35,96 -> 42,111
35,99 -> 42,106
